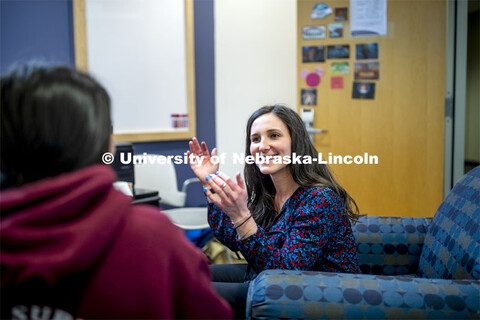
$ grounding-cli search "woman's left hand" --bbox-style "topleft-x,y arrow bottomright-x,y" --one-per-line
204,172 -> 249,221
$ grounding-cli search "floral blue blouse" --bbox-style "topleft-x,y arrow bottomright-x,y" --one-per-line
208,186 -> 359,280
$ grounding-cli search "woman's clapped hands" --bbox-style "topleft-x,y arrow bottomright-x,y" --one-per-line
203,172 -> 249,222
187,137 -> 250,223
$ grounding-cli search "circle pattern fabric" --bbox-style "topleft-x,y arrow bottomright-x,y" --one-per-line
247,270 -> 480,319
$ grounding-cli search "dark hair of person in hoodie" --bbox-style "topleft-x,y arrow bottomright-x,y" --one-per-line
0,64 -> 112,189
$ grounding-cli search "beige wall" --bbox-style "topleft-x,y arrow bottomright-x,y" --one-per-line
214,0 -> 297,177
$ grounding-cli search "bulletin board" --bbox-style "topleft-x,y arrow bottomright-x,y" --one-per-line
297,0 -> 447,217
73,0 -> 196,142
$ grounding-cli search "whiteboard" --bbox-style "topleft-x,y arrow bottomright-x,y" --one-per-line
74,0 -> 196,142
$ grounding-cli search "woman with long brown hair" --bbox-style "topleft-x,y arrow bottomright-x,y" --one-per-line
188,104 -> 360,318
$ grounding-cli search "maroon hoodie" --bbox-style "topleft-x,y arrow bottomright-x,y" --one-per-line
0,165 -> 232,319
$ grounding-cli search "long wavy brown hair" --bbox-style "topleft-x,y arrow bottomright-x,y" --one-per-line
244,104 -> 360,229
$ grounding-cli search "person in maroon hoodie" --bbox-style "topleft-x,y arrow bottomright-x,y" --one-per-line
0,64 -> 232,319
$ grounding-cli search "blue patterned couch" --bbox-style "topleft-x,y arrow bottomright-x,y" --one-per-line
246,166 -> 480,319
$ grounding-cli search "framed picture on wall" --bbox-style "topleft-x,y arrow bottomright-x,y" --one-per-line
327,45 -> 350,59
328,23 -> 343,38
352,82 -> 375,99
302,46 -> 325,63
354,62 -> 380,80
335,7 -> 348,21
301,88 -> 317,105
356,43 -> 379,60
331,62 -> 349,75
302,26 -> 326,40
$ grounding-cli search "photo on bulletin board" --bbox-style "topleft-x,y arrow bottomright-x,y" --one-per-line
302,46 -> 326,63
327,45 -> 350,59
331,62 -> 349,75
311,2 -> 333,19
335,7 -> 348,21
329,23 -> 343,38
354,62 -> 379,80
352,81 -> 375,99
356,43 -> 379,60
301,88 -> 317,105
331,76 -> 344,89
302,26 -> 326,40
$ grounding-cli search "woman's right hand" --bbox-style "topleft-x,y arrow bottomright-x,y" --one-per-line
187,137 -> 219,184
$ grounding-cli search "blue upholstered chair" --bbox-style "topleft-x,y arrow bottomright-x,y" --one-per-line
246,167 -> 480,319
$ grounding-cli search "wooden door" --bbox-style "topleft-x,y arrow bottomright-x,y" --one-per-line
297,0 -> 446,217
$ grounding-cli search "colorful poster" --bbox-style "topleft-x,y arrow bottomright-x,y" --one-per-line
306,73 -> 320,87
335,7 -> 348,21
352,82 -> 375,99
327,45 -> 350,59
356,43 -> 379,60
329,23 -> 343,38
302,26 -> 326,40
301,67 -> 324,87
350,0 -> 387,37
331,62 -> 349,75
302,46 -> 326,62
301,89 -> 317,105
311,3 -> 332,19
354,62 -> 379,80
331,76 -> 344,89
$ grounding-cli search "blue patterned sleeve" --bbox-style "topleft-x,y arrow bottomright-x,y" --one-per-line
207,203 -> 241,252
235,187 -> 359,274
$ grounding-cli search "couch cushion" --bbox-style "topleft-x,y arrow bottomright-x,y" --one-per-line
354,216 -> 430,276
418,166 -> 480,280
246,270 -> 480,319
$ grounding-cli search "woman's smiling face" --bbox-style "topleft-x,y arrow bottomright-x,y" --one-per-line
249,113 -> 292,176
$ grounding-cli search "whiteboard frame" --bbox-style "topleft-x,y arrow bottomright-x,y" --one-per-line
72,0 -> 196,142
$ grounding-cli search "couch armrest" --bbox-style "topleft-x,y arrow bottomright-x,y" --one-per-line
247,270 -> 479,319
354,216 -> 431,276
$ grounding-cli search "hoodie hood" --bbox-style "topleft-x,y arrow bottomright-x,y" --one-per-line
0,165 -> 131,287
